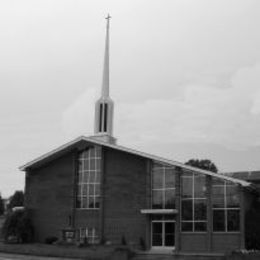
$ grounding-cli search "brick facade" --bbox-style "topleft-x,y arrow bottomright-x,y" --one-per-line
24,140 -> 253,253
103,147 -> 148,245
25,152 -> 75,241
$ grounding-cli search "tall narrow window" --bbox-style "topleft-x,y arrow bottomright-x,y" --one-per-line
76,146 -> 101,209
152,163 -> 176,209
181,171 -> 207,232
99,104 -> 103,132
212,178 -> 240,232
104,103 -> 108,132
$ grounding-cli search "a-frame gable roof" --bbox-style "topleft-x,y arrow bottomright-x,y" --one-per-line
19,135 -> 251,187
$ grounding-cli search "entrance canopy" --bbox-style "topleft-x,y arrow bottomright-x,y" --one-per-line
140,209 -> 178,214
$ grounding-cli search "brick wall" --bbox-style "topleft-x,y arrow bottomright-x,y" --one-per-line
212,233 -> 240,252
25,152 -> 75,242
103,147 -> 148,246
180,233 -> 208,252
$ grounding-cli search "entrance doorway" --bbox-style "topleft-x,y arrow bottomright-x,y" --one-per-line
151,220 -> 175,249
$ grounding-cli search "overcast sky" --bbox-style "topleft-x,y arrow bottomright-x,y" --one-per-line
1,0 -> 260,197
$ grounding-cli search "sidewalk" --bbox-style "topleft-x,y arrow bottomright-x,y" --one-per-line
0,252 -> 77,260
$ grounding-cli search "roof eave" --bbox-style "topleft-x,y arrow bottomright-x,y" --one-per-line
19,136 -> 87,171
19,135 -> 252,188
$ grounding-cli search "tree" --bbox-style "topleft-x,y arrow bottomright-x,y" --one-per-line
0,194 -> 4,215
245,197 -> 260,249
8,191 -> 24,210
185,159 -> 218,173
2,209 -> 34,243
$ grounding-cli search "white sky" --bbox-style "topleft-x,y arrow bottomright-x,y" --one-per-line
1,0 -> 260,197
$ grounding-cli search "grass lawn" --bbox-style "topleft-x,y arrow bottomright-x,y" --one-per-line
0,242 -> 131,260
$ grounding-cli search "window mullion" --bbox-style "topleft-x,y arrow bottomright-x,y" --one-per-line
77,148 -> 100,210
163,167 -> 165,209
225,182 -> 227,232
193,174 -> 195,232
94,154 -> 96,208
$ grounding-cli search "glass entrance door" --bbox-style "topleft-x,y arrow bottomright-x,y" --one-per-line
152,221 -> 175,248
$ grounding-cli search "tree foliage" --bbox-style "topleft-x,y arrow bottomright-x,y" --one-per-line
185,159 -> 218,173
0,195 -> 4,215
245,197 -> 260,249
2,209 -> 34,243
8,191 -> 24,210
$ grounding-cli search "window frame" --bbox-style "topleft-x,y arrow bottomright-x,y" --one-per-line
151,163 -> 176,210
212,180 -> 240,233
76,146 -> 101,210
180,172 -> 207,233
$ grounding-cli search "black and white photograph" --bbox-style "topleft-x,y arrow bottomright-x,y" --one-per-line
0,1 -> 260,259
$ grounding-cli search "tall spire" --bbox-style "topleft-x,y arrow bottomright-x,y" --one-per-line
93,14 -> 116,144
101,14 -> 111,98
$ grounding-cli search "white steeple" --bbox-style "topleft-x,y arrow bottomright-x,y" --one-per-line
101,14 -> 110,98
93,14 -> 116,144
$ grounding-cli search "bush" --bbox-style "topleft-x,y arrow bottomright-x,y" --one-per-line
139,237 -> 146,250
114,247 -> 136,259
45,236 -> 58,244
2,209 -> 34,243
100,236 -> 107,245
121,235 -> 127,245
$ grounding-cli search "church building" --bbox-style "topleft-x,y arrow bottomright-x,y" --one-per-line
20,16 -> 257,253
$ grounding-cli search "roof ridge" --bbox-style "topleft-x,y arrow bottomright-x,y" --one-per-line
19,135 -> 252,188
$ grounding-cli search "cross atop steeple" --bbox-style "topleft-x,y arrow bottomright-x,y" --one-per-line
105,13 -> 111,21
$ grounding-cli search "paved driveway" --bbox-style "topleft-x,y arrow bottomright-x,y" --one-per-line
0,253 -> 78,260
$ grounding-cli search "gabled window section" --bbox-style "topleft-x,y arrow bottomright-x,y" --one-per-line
152,163 -> 176,209
212,178 -> 240,232
181,171 -> 207,232
76,146 -> 101,209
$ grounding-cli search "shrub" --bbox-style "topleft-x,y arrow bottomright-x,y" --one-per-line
45,236 -> 58,244
114,247 -> 136,259
121,235 -> 127,245
2,209 -> 34,243
83,236 -> 88,245
139,237 -> 146,250
100,236 -> 107,245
